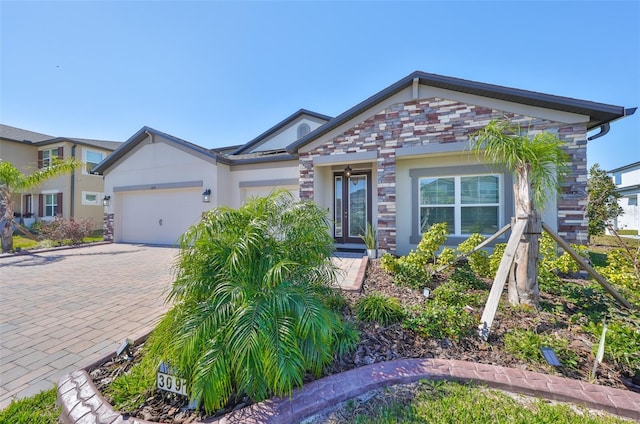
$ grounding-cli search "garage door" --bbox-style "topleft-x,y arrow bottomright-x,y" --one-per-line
119,188 -> 204,245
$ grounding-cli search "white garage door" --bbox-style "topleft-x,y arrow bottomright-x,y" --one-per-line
119,188 -> 204,245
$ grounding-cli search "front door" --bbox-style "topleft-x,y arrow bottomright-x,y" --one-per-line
334,171 -> 372,244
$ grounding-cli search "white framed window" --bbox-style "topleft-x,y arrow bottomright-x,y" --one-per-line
83,150 -> 105,174
419,174 -> 501,236
40,148 -> 59,168
82,191 -> 102,206
44,193 -> 58,217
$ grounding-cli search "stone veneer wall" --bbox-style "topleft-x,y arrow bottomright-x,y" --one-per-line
299,97 -> 588,252
103,213 -> 114,242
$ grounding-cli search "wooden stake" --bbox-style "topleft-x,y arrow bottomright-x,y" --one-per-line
478,218 -> 527,341
541,223 -> 633,310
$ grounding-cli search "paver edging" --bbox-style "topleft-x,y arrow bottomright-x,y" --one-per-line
57,358 -> 640,424
0,241 -> 112,259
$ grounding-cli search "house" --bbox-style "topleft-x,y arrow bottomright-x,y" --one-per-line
94,71 -> 636,254
609,161 -> 640,233
0,124 -> 121,230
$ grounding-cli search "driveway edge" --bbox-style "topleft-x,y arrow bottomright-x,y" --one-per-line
58,358 -> 640,423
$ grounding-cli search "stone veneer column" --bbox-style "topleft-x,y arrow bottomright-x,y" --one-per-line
377,148 -> 396,253
103,213 -> 114,242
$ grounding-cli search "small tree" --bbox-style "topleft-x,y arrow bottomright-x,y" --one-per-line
145,190 -> 359,413
587,164 -> 639,286
587,163 -> 623,237
470,118 -> 569,307
0,159 -> 81,252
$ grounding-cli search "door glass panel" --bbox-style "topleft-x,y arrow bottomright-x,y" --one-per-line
348,175 -> 367,238
335,176 -> 342,237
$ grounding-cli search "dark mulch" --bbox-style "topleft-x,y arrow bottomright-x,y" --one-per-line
88,259 -> 637,423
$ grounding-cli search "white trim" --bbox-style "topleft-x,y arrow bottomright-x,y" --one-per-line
82,191 -> 103,206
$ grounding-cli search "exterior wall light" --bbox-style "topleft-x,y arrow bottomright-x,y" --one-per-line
344,166 -> 352,178
202,189 -> 212,203
102,195 -> 111,206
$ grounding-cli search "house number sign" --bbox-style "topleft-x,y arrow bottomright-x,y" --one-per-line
157,362 -> 188,396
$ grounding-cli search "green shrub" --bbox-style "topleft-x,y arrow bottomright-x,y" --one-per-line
457,233 -> 491,277
416,222 -> 448,264
488,243 -> 506,278
596,248 -> 640,306
142,191 -> 359,414
435,247 -> 456,269
355,293 -> 404,325
381,223 -> 448,289
504,329 -> 579,370
448,264 -> 486,291
584,319 -> 640,370
404,301 -> 477,341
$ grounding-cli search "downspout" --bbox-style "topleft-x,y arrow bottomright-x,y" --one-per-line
71,144 -> 77,218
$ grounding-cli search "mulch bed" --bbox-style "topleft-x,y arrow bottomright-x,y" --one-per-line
88,259 -> 638,423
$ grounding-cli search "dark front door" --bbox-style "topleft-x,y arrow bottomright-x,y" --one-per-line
334,171 -> 372,244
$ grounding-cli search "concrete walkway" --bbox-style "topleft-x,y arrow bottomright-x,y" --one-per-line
0,243 -> 365,409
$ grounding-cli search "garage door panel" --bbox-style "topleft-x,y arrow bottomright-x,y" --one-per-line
119,189 -> 203,245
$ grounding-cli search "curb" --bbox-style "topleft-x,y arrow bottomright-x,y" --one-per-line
57,358 -> 640,423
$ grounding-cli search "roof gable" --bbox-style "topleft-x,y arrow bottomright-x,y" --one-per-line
232,109 -> 331,155
287,71 -> 636,153
93,126 -> 220,174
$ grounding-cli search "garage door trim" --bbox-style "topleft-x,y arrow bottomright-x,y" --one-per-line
114,180 -> 203,192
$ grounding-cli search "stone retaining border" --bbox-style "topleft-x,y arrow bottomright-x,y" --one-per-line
57,358 -> 640,423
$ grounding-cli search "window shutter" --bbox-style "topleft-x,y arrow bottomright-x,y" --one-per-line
39,194 -> 44,217
58,146 -> 64,159
38,151 -> 43,168
57,193 -> 63,216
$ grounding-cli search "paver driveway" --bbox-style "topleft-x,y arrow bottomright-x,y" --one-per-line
0,243 -> 178,409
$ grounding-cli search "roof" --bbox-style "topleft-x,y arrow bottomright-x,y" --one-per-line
0,124 -> 54,143
93,126 -> 222,173
231,109 -> 332,155
286,71 -> 637,153
0,124 -> 121,151
608,161 -> 640,174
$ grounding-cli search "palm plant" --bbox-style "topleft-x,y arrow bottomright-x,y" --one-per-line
0,159 -> 81,252
470,118 -> 570,307
147,190 -> 359,413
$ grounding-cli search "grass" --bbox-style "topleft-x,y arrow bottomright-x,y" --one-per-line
343,380 -> 631,423
0,387 -> 60,424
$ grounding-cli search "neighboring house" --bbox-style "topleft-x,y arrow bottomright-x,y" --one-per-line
0,124 -> 121,230
94,71 -> 636,254
609,161 -> 640,233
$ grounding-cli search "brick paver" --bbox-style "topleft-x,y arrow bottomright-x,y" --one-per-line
0,243 -> 178,409
0,245 -> 365,411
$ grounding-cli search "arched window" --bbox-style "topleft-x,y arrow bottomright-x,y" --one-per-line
297,123 -> 310,139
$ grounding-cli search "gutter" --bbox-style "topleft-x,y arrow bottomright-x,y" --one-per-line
588,107 -> 637,141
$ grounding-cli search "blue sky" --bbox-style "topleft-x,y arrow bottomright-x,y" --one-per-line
1,1 -> 638,171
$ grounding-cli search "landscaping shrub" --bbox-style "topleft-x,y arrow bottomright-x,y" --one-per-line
584,319 -> 640,371
382,223 -> 448,289
355,293 -> 405,325
595,248 -> 640,307
488,242 -> 506,278
457,233 -> 491,277
503,329 -> 579,371
404,302 -> 477,341
37,216 -> 94,245
140,191 -> 359,414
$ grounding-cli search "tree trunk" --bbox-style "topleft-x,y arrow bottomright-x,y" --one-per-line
507,165 -> 540,308
0,193 -> 14,253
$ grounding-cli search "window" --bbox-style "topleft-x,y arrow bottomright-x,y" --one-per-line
82,191 -> 102,205
40,148 -> 59,168
297,123 -> 310,139
419,174 -> 501,236
44,193 -> 58,217
84,150 -> 104,174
